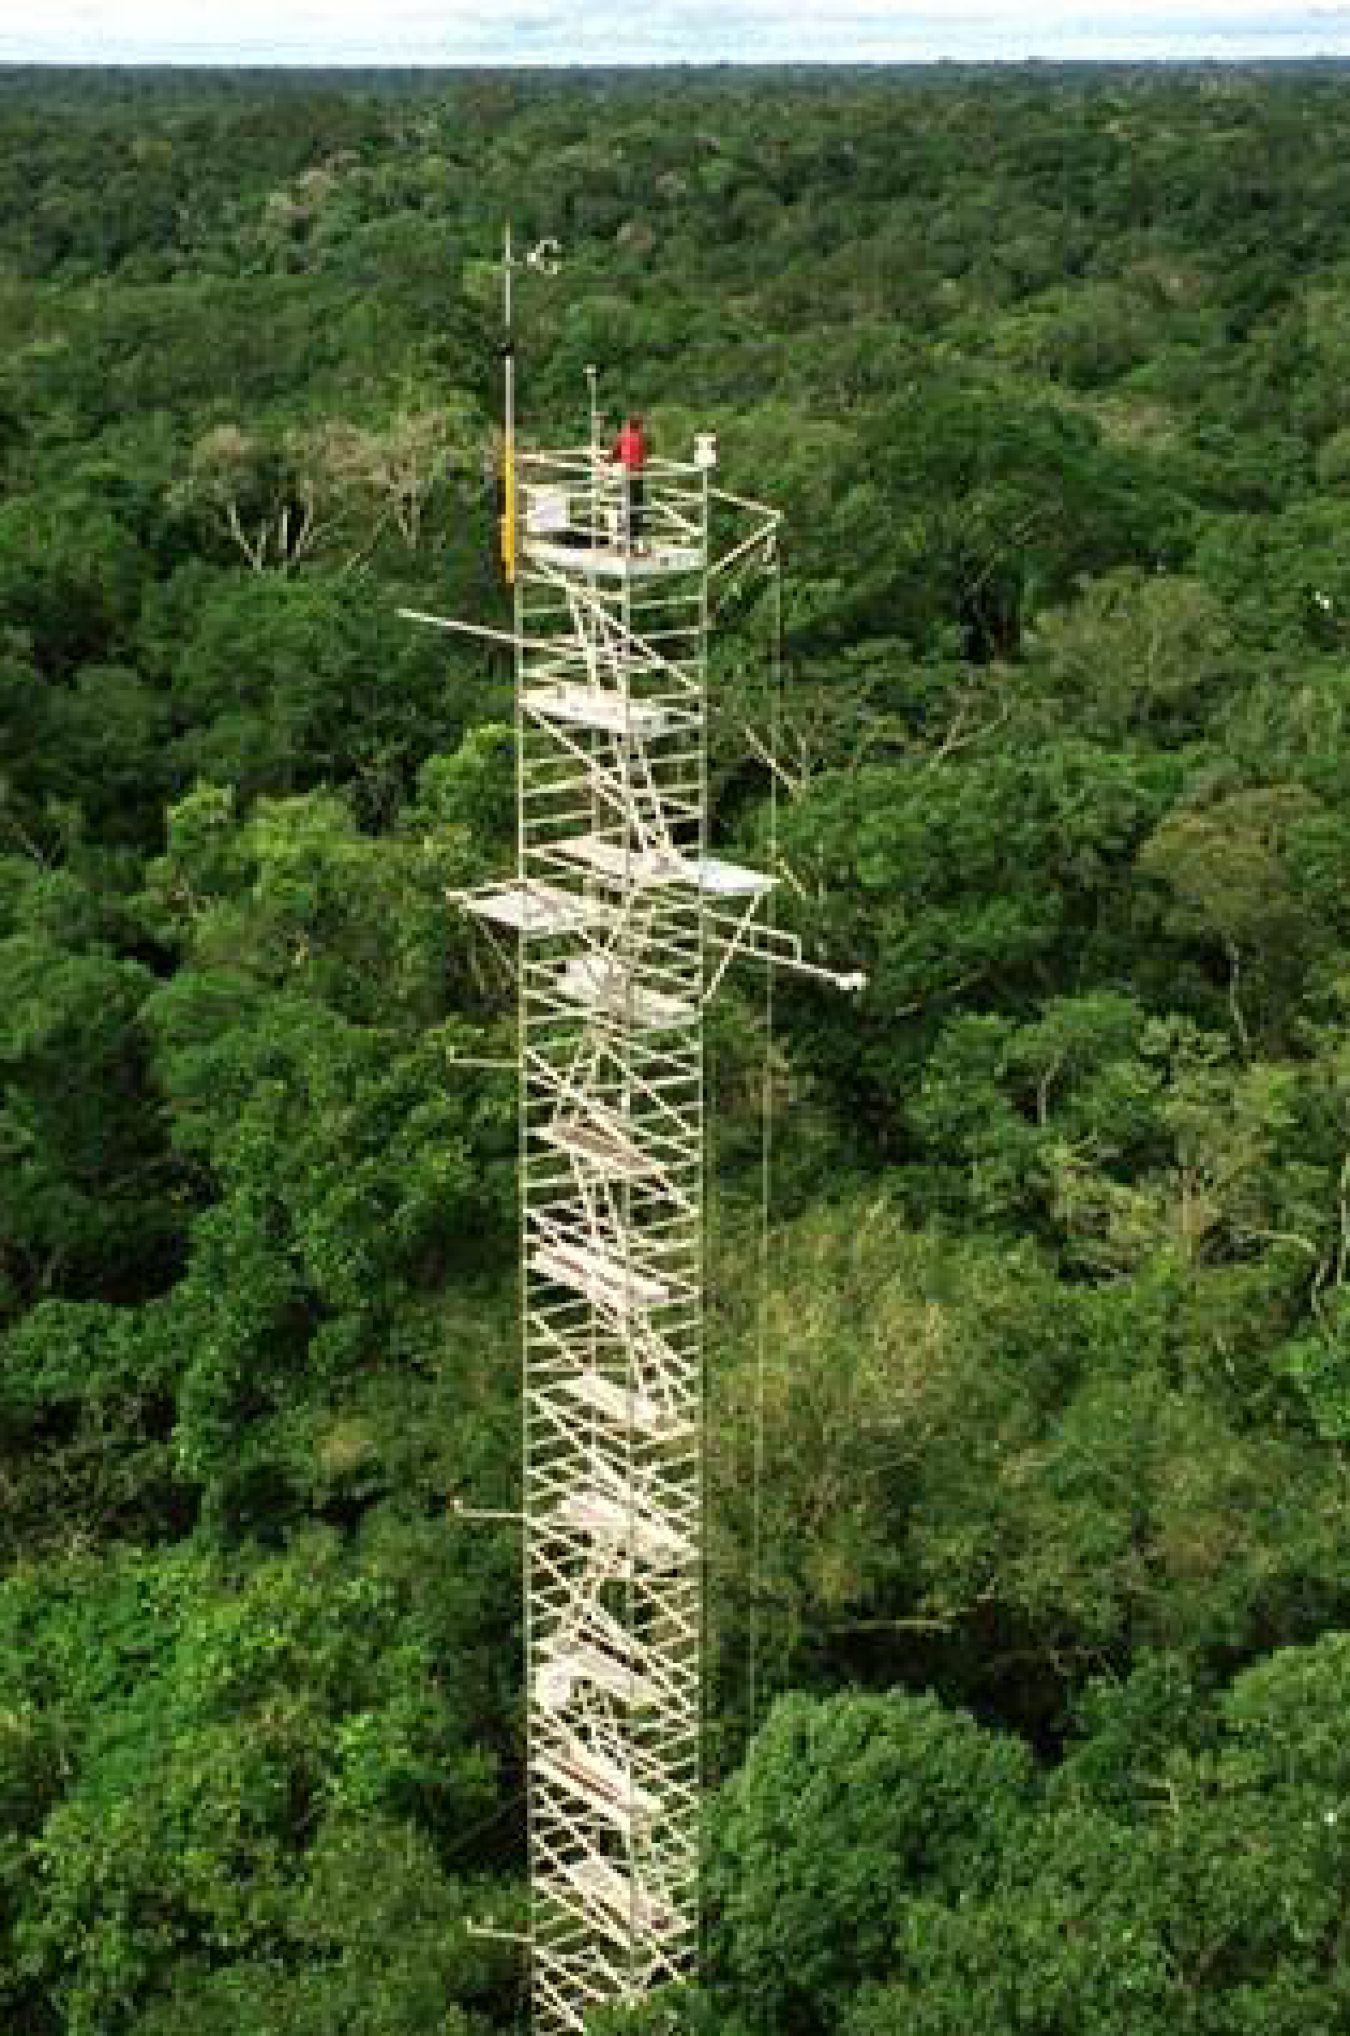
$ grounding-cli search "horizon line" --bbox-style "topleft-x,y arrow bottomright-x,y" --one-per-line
4,51 -> 1350,69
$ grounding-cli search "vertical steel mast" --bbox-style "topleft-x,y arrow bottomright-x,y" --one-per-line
404,239 -> 861,2036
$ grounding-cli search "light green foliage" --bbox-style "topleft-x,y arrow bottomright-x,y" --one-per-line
711,1179 -> 1350,1746
1,1531 -> 514,2036
1281,1290 -> 1350,1442
1022,568 -> 1237,742
1138,786 -> 1334,1046
174,392 -> 486,573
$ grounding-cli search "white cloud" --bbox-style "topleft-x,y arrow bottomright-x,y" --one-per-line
0,0 -> 1348,63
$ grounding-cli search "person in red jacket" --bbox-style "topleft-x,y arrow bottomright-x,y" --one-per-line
611,412 -> 647,549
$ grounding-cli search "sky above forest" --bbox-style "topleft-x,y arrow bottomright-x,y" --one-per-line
1,0 -> 1349,66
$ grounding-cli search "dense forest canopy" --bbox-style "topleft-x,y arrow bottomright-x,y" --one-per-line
7,58 -> 1350,2033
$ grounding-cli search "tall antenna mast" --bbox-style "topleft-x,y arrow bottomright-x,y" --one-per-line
500,224 -> 518,587
405,246 -> 860,2036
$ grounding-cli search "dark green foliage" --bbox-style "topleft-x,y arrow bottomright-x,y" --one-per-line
8,56 -> 1350,2036
701,1649 -> 1350,2036
707,1687 -> 1035,2034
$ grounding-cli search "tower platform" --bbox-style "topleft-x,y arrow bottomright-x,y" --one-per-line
523,537 -> 702,579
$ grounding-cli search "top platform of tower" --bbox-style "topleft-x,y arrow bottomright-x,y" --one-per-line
518,447 -> 710,582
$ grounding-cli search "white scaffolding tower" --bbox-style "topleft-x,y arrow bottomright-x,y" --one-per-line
411,432 -> 860,2035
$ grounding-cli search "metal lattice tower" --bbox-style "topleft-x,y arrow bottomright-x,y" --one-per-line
404,261 -> 862,2033
510,450 -> 720,2032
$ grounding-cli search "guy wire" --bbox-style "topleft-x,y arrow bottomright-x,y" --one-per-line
747,547 -> 782,1744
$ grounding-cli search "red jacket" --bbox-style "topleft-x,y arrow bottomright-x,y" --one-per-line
613,422 -> 646,470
